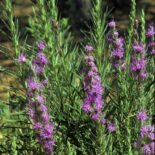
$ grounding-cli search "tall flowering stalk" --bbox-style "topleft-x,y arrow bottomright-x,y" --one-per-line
107,20 -> 126,70
146,23 -> 155,83
82,45 -> 116,154
26,41 -> 54,154
82,45 -> 116,129
130,21 -> 147,81
82,45 -> 104,122
135,111 -> 154,154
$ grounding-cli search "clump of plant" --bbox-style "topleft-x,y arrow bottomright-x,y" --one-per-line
0,0 -> 154,154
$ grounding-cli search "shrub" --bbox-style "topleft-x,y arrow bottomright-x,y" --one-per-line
0,0 -> 154,154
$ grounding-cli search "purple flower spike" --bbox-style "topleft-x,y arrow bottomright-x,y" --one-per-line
82,45 -> 106,126
38,40 -> 46,50
107,24 -> 125,69
85,45 -> 93,53
18,53 -> 26,63
25,41 -> 54,154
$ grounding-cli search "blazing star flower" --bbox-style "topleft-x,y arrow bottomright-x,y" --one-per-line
40,104 -> 47,112
146,24 -> 155,37
18,53 -> 26,63
140,127 -> 148,138
114,31 -> 118,37
107,21 -> 125,69
42,113 -> 50,123
82,46 -> 104,123
27,91 -> 33,97
36,96 -> 44,104
85,45 -> 93,53
44,140 -> 55,154
148,133 -> 155,140
92,66 -> 98,73
89,56 -> 94,62
112,59 -> 120,68
101,118 -> 106,124
38,40 -> 46,50
140,71 -> 147,81
109,20 -> 116,28
25,43 -> 54,154
130,56 -> 147,81
82,102 -> 92,112
33,122 -> 43,130
37,51 -> 48,65
32,50 -> 48,74
112,49 -> 123,59
132,42 -> 145,53
29,108 -> 35,119
35,66 -> 45,74
27,77 -> 38,91
146,125 -> 154,132
83,56 -> 89,62
116,38 -> 124,48
108,122 -> 116,132
137,111 -> 148,122
91,113 -> 101,120
147,42 -> 155,49
142,144 -> 151,154
150,49 -> 155,55
150,142 -> 155,154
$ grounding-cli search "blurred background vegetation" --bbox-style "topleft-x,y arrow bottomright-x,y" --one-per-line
0,0 -> 155,41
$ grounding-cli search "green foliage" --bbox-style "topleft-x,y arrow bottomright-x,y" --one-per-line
141,9 -> 146,47
126,0 -> 136,66
0,0 -> 154,154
